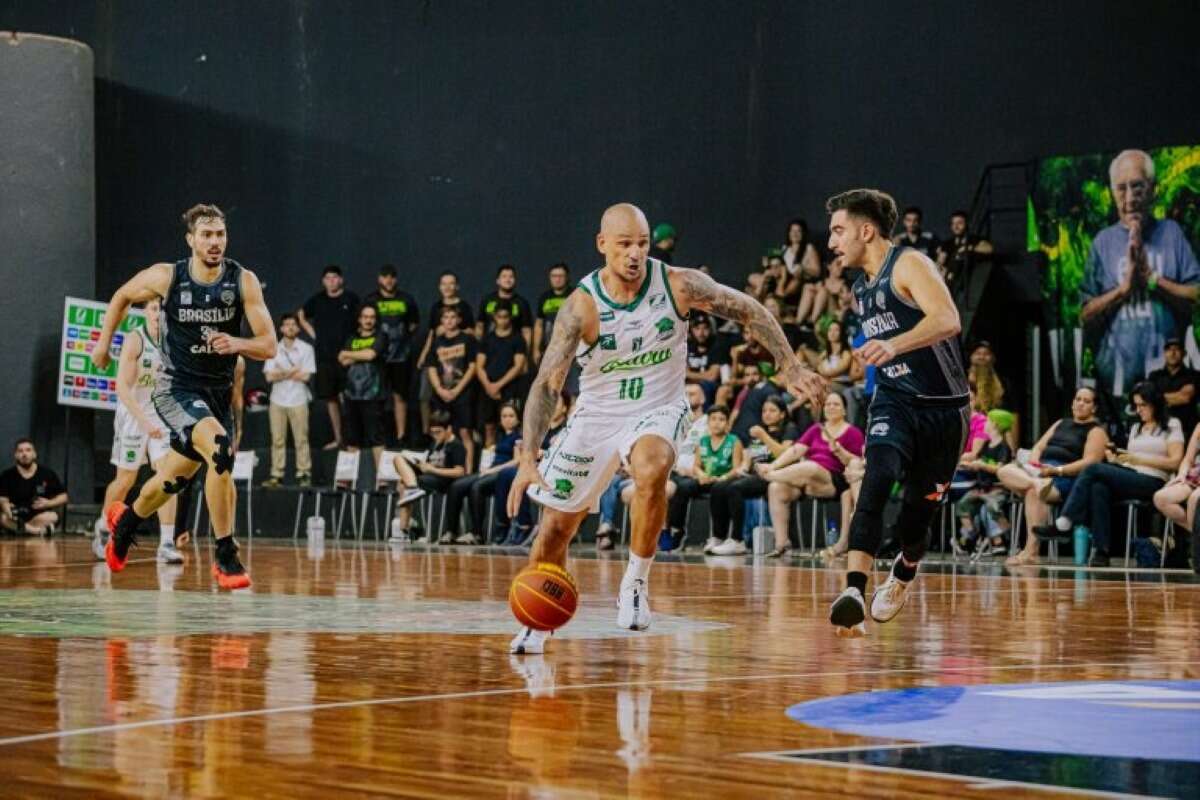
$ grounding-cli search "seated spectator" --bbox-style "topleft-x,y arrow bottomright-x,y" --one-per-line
950,383 -> 989,497
781,218 -> 821,282
262,313 -> 316,488
761,249 -> 795,304
818,455 -> 865,560
967,340 -> 1006,412
439,402 -> 521,545
837,282 -> 862,342
998,386 -> 1109,565
1038,382 -> 1183,567
936,210 -> 993,284
763,295 -> 802,349
800,319 -> 853,394
425,306 -> 478,471
954,409 -> 1016,555
803,256 -> 848,328
384,459 -> 431,543
893,205 -> 939,259
762,392 -> 865,557
393,410 -> 468,544
476,305 -> 527,447
685,316 -> 728,406
0,438 -> 67,535
706,396 -> 800,555
338,305 -> 388,464
493,392 -> 572,545
650,222 -> 677,263
667,405 -> 743,551
1148,337 -> 1199,437
729,333 -> 774,393
1152,419 -> 1200,545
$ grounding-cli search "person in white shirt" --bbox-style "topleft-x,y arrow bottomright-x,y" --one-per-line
262,313 -> 316,487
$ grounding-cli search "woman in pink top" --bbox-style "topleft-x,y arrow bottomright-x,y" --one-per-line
756,392 -> 864,558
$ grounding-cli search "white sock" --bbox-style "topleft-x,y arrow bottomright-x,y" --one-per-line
160,524 -> 175,546
1055,516 -> 1071,532
623,553 -> 654,587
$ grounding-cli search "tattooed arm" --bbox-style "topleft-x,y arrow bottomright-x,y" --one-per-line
507,289 -> 596,516
669,266 -> 826,406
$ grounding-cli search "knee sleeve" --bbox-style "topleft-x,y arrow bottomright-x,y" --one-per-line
162,475 -> 191,495
896,499 -> 939,563
848,447 -> 904,556
211,434 -> 234,475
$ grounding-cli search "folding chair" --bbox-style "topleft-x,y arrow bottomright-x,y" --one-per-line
292,449 -> 361,539
359,449 -> 403,540
232,451 -> 257,537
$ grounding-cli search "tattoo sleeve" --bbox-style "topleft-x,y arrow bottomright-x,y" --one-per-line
521,290 -> 585,457
675,269 -> 801,372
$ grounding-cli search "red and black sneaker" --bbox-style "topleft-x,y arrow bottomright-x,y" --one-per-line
212,538 -> 251,590
103,501 -> 139,572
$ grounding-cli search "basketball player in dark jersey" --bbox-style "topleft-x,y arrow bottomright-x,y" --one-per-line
823,189 -> 970,637
92,204 -> 277,589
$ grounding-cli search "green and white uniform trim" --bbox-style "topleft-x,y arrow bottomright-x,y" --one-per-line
110,329 -> 170,469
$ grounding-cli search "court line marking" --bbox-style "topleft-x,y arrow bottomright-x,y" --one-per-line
744,749 -> 1167,800
0,658 -> 1194,748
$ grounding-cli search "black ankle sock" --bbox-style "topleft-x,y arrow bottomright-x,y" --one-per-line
893,556 -> 918,582
847,571 -> 868,594
215,536 -> 237,557
116,507 -> 145,536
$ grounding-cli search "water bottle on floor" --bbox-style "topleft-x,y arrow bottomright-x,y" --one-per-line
306,515 -> 325,541
1073,525 -> 1090,565
825,518 -> 839,548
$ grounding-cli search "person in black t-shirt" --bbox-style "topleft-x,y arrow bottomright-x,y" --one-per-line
338,305 -> 389,461
299,265 -> 361,449
533,263 -> 572,365
892,206 -> 939,260
363,264 -> 420,445
0,439 -> 67,535
393,410 -> 468,543
1149,337 -> 1200,436
686,315 -> 729,406
936,210 -> 993,284
424,306 -> 479,471
477,264 -> 533,348
476,306 -> 528,447
417,271 -> 474,434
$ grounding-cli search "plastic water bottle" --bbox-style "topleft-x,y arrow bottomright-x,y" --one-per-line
1073,524 -> 1090,565
825,518 -> 840,547
306,515 -> 326,541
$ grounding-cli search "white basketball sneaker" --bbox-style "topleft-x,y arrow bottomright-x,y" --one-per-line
91,519 -> 108,562
157,541 -> 185,564
829,586 -> 868,638
617,578 -> 652,631
870,558 -> 914,623
509,626 -> 550,655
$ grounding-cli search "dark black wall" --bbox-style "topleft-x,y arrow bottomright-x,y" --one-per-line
4,0 -> 1199,308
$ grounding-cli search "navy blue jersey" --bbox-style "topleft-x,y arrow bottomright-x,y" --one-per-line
852,246 -> 968,404
159,258 -> 246,389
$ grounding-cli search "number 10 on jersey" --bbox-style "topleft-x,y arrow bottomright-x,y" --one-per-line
618,376 -> 644,400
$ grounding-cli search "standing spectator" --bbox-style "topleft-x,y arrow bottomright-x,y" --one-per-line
299,265 -> 360,449
893,206 -> 939,259
476,306 -> 528,447
650,222 -> 677,263
339,305 -> 388,464
686,315 -> 728,406
936,210 -> 993,283
0,439 -> 67,535
364,265 -> 420,446
1080,149 -> 1200,405
439,402 -> 522,545
533,262 -> 572,365
417,271 -> 475,434
425,306 -> 478,472
1148,337 -> 1199,437
262,313 -> 316,488
477,264 -> 533,348
392,410 -> 468,544
782,218 -> 821,281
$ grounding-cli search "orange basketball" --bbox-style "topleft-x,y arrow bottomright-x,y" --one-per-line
509,563 -> 579,631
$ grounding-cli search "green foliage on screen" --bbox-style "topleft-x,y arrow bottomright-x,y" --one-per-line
1029,145 -> 1200,335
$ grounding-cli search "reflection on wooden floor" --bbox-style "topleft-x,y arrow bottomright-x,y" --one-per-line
0,537 -> 1196,798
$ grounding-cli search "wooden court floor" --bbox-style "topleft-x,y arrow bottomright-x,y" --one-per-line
0,536 -> 1196,799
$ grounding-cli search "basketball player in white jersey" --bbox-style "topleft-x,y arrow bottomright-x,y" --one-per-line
507,203 -> 825,654
93,297 -> 186,565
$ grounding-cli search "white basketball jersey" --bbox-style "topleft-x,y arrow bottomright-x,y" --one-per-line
128,328 -> 163,414
574,259 -> 688,416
